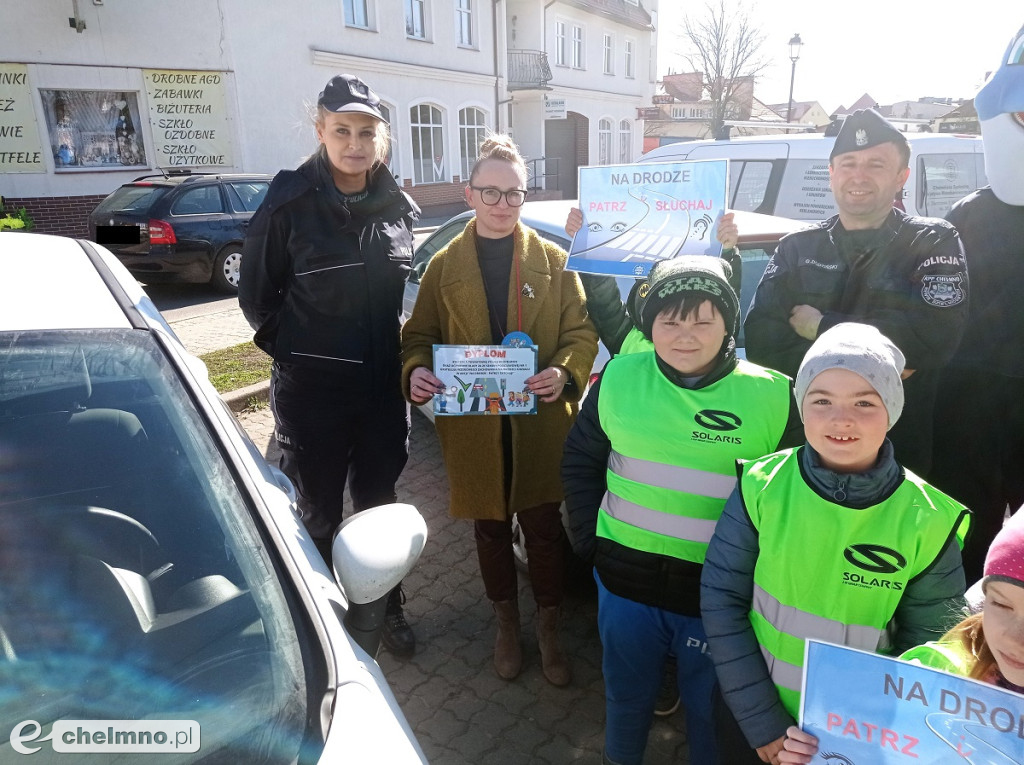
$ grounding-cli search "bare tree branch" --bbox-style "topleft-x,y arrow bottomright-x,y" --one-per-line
677,0 -> 770,138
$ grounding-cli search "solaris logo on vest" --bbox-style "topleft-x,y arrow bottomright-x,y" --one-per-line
691,409 -> 743,444
842,543 -> 907,591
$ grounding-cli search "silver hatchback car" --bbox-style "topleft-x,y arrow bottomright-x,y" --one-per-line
0,233 -> 428,763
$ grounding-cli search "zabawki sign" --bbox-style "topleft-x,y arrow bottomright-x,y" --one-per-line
143,69 -> 233,168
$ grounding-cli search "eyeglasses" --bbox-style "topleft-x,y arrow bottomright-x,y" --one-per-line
469,186 -> 528,207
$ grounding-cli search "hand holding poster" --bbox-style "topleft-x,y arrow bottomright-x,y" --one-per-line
800,640 -> 1024,764
431,345 -> 538,416
567,159 -> 728,277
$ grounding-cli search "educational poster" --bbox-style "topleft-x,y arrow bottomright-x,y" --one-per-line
568,159 -> 728,277
801,640 -> 1024,764
431,345 -> 538,416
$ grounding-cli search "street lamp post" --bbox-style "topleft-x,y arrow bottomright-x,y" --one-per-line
786,33 -> 803,129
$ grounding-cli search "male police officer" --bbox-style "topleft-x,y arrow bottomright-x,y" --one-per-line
743,108 -> 968,478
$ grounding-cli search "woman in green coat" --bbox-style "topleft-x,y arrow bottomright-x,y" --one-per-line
402,135 -> 597,687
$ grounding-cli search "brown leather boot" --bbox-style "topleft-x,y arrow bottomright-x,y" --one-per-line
536,605 -> 570,686
492,600 -> 522,680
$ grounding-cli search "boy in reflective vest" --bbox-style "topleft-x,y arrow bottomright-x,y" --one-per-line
562,256 -> 797,765
701,322 -> 970,765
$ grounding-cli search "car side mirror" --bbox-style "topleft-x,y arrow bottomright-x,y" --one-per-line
332,503 -> 427,604
408,258 -> 429,285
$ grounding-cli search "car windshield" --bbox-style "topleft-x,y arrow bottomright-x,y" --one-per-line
92,185 -> 170,215
0,329 -> 312,762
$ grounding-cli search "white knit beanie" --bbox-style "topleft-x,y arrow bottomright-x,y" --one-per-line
794,323 -> 906,430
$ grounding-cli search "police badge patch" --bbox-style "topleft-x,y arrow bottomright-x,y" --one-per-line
921,274 -> 965,307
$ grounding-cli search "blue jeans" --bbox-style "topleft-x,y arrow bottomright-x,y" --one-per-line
596,572 -> 718,765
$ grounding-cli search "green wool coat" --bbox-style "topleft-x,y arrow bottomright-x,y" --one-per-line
401,219 -> 598,521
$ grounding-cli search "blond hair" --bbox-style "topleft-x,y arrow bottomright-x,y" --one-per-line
313,104 -> 391,166
469,134 -> 528,186
941,612 -> 997,682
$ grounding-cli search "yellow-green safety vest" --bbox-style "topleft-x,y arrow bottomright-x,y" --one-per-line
739,449 -> 971,718
900,640 -> 973,676
597,351 -> 790,564
618,327 -> 653,355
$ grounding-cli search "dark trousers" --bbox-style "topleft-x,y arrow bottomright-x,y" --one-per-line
886,369 -> 937,481
270,365 -> 410,543
930,368 -> 1024,582
474,502 -> 564,607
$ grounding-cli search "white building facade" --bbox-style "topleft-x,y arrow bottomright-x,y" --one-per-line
1,0 -> 657,234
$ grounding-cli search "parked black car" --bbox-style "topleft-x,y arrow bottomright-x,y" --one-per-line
88,170 -> 273,293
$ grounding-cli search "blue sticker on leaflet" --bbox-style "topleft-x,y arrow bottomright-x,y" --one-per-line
502,331 -> 533,348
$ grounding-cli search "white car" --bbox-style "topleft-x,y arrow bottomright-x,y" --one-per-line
639,132 -> 986,222
0,233 -> 428,763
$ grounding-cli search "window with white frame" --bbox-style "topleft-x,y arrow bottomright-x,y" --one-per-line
603,34 -> 614,75
456,0 -> 473,47
618,120 -> 632,163
459,107 -> 488,180
572,25 -> 584,69
410,104 -> 445,184
555,21 -> 567,66
405,0 -> 425,38
344,0 -> 370,28
598,118 -> 612,165
624,38 -> 635,78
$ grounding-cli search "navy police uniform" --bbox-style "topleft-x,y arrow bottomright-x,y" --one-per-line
239,151 -> 419,549
743,110 -> 968,478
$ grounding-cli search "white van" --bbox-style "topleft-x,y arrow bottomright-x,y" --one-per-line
639,132 -> 986,221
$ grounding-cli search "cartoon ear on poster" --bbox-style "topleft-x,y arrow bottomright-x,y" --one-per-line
975,23 -> 1024,206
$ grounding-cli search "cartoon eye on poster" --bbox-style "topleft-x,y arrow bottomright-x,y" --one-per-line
568,159 -> 729,277
431,345 -> 538,416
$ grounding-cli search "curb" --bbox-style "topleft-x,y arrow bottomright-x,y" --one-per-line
221,378 -> 270,413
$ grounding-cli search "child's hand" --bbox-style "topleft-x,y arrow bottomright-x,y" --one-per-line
755,734 -> 786,764
565,207 -> 583,237
716,211 -> 738,250
778,726 -> 819,764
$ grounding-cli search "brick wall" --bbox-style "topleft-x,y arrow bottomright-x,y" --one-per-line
403,178 -> 467,219
2,195 -> 107,239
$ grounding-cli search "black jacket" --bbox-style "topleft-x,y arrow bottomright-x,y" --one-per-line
945,187 -> 1024,377
239,154 -> 419,391
744,210 -> 968,378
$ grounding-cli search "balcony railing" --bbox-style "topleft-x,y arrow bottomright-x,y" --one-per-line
508,49 -> 552,91
526,156 -> 559,191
